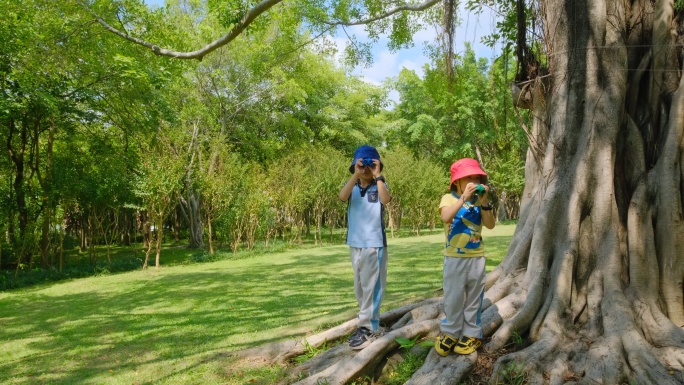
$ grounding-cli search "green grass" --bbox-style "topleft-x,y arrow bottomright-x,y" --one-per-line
1,227 -> 447,291
0,224 -> 515,385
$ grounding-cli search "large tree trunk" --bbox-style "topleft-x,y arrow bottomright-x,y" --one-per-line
480,1 -> 684,383
227,1 -> 684,383
179,191 -> 204,249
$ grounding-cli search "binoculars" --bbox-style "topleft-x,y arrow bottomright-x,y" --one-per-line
361,158 -> 375,167
474,185 -> 486,195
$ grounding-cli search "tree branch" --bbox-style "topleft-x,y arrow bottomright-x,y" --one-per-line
76,0 -> 285,60
320,0 -> 441,26
79,0 -> 441,60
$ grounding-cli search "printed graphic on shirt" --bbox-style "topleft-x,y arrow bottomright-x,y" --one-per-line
368,191 -> 378,202
448,216 -> 481,251
439,193 -> 484,257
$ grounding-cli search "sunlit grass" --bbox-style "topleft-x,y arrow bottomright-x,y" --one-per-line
0,224 -> 515,385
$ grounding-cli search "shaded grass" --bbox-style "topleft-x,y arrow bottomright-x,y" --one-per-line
0,224 -> 515,385
0,227 -> 446,291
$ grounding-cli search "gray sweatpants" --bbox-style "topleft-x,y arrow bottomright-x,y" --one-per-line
350,247 -> 388,332
441,256 -> 485,338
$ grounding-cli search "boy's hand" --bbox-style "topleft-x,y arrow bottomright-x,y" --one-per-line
354,158 -> 380,176
353,158 -> 365,175
370,159 -> 381,177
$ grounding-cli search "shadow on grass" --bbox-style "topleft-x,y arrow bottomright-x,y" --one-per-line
0,229 -> 514,385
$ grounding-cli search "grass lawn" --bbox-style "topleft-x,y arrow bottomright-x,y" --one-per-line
0,224 -> 515,385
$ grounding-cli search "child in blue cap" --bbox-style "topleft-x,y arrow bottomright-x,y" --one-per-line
338,145 -> 391,350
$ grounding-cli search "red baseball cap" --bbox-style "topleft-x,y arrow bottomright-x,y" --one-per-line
450,158 -> 488,185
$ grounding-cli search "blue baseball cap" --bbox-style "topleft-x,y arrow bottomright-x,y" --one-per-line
349,145 -> 383,173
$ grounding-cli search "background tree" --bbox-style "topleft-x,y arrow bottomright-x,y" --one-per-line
381,148 -> 446,236
133,128 -> 184,269
389,44 -> 528,221
1,0 -> 178,269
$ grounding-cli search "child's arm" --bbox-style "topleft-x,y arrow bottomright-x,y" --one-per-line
482,209 -> 496,229
339,159 -> 363,201
440,196 -> 464,223
480,185 -> 496,229
376,179 -> 391,204
370,159 -> 391,204
440,182 -> 478,223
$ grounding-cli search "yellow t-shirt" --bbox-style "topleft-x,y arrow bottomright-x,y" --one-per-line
439,193 -> 485,257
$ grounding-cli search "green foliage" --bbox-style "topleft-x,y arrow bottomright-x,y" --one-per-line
510,330 -> 523,347
388,45 -> 528,215
385,351 -> 428,385
395,335 -> 420,350
495,361 -> 528,385
293,339 -> 329,364
466,0 -> 519,50
0,0 -> 521,282
382,147 -> 447,235
0,258 -> 143,291
0,0 -> 182,268
386,336 -> 432,385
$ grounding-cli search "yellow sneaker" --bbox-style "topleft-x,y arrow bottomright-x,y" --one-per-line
453,336 -> 481,355
434,334 -> 458,356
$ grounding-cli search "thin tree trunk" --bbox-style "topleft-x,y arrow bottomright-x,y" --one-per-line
208,214 -> 214,255
155,216 -> 163,268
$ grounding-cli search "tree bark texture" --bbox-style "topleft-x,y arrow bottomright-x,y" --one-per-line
179,191 -> 204,249
229,1 -> 684,383
482,1 -> 684,383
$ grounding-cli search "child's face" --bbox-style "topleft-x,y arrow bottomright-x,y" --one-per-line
455,175 -> 482,193
359,163 -> 375,181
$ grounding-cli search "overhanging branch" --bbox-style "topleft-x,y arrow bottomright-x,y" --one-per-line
321,0 -> 441,26
78,0 -> 441,60
76,0 -> 285,60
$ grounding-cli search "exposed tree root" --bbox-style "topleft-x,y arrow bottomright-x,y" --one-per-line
229,283 -> 684,385
291,319 -> 440,385
233,298 -> 440,366
405,349 -> 476,385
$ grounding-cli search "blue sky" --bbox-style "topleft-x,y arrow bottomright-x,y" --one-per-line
142,0 -> 499,103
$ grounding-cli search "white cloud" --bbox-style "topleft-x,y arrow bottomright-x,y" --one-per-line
387,90 -> 400,108
343,25 -> 370,41
353,50 -> 399,85
413,25 -> 440,44
398,57 -> 429,77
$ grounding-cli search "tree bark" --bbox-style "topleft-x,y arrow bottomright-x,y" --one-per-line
7,118 -> 29,264
179,191 -> 204,249
37,118 -> 55,268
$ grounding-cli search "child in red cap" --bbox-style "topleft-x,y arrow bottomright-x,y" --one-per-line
434,158 -> 495,356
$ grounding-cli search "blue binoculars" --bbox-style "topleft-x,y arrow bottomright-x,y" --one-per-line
361,158 -> 375,167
